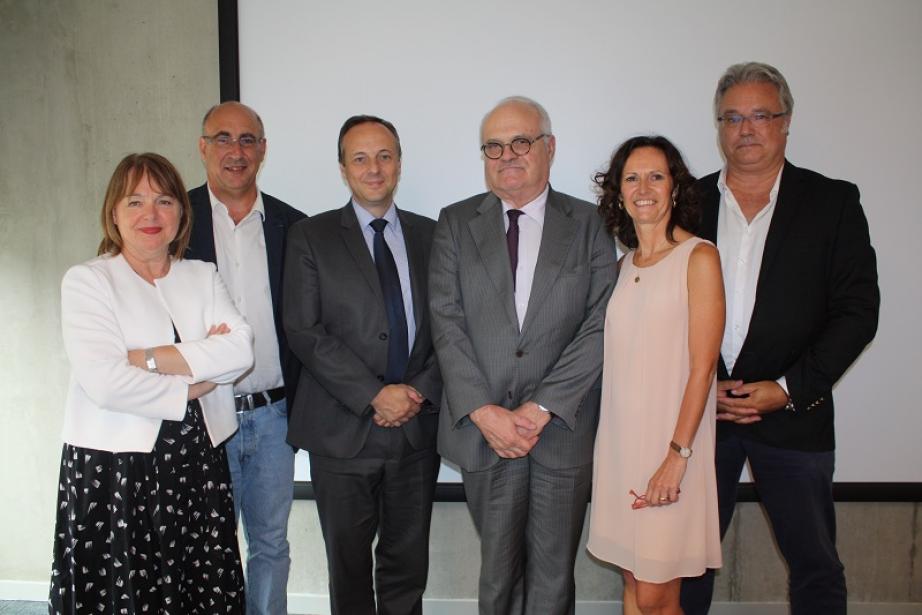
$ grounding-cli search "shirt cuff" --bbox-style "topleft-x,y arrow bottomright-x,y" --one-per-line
776,376 -> 789,395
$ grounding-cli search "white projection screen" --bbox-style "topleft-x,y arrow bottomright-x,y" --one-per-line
234,0 -> 922,492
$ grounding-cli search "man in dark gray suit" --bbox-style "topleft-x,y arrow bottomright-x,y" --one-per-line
284,115 -> 441,615
429,97 -> 618,615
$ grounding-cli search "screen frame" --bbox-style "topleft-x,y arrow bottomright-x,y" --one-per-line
216,0 -> 919,503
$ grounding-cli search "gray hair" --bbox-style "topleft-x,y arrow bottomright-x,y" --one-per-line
481,96 -> 553,139
714,62 -> 794,118
201,101 -> 265,137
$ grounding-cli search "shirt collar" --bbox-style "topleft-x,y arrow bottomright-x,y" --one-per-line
207,184 -> 265,222
717,166 -> 784,223
352,200 -> 400,231
717,166 -> 783,201
501,184 -> 549,226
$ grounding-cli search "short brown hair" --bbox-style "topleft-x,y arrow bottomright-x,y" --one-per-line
98,153 -> 193,258
337,115 -> 402,163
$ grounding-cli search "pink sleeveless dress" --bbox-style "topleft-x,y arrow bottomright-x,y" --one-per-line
587,237 -> 722,583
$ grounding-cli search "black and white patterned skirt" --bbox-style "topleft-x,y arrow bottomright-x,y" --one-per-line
49,400 -> 244,614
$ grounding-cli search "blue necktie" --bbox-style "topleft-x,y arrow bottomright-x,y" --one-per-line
370,218 -> 409,384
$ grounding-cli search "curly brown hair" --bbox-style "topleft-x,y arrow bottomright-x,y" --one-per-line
594,135 -> 700,249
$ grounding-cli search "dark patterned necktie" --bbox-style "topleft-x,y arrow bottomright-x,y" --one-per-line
370,218 -> 409,384
506,209 -> 524,290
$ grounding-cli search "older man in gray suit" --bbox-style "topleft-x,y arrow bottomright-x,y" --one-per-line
429,97 -> 618,615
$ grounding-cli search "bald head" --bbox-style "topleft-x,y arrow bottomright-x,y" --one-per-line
202,101 -> 265,138
480,96 -> 552,143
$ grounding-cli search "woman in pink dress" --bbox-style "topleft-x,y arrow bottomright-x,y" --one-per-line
587,136 -> 725,615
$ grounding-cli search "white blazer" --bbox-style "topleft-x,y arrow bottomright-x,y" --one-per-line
60,253 -> 254,453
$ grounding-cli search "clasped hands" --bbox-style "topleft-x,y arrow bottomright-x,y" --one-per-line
371,384 -> 425,428
470,401 -> 551,459
716,379 -> 789,424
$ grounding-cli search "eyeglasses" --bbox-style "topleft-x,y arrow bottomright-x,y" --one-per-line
717,112 -> 787,128
629,487 -> 680,509
481,134 -> 548,160
629,489 -> 649,510
202,133 -> 265,149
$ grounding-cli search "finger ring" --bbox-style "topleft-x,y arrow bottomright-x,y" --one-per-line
659,497 -> 668,501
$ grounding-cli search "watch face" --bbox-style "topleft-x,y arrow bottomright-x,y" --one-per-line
671,441 -> 692,458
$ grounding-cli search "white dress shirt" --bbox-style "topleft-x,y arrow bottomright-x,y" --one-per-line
209,187 -> 284,395
502,185 -> 549,330
716,167 -> 786,391
352,201 -> 417,351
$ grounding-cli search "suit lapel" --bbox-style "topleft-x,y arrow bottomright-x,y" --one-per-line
521,189 -> 576,336
262,194 -> 285,315
722,161 -> 801,379
698,174 -> 720,243
187,185 -> 217,263
398,209 -> 427,343
339,203 -> 385,303
468,194 -> 518,329
754,160 -> 801,299
699,173 -> 729,379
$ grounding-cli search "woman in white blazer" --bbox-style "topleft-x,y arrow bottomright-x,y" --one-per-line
49,153 -> 254,615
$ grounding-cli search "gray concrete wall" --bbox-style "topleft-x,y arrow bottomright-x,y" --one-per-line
1,1 -> 919,610
0,0 -> 220,586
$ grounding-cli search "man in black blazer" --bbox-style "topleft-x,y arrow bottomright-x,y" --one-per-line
186,101 -> 305,615
284,115 -> 441,615
680,63 -> 879,615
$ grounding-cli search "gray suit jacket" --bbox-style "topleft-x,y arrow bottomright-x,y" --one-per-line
284,204 -> 441,458
429,188 -> 618,472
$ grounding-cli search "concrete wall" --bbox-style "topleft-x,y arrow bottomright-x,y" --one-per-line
0,0 -> 220,586
1,1 -> 919,611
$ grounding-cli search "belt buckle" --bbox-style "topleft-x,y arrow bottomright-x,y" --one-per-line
236,393 -> 256,413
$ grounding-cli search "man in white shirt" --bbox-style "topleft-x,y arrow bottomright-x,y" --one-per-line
679,62 -> 879,615
186,101 -> 306,615
428,97 -> 618,615
283,115 -> 442,615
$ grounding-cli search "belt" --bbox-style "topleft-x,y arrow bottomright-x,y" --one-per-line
234,387 -> 285,412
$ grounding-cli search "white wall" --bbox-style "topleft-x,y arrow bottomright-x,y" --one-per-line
239,0 -> 922,482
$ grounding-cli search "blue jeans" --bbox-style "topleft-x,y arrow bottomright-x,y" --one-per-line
226,398 -> 295,615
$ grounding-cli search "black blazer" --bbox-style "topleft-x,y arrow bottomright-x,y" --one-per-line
283,204 -> 442,459
698,161 -> 879,451
185,184 -> 307,407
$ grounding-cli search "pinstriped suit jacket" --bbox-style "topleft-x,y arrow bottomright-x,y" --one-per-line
429,188 -> 618,472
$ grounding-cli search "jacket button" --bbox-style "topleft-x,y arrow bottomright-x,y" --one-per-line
515,350 -> 524,358
377,375 -> 384,382
379,332 -> 388,341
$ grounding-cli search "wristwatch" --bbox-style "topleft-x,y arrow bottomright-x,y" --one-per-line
670,440 -> 692,459
144,348 -> 158,373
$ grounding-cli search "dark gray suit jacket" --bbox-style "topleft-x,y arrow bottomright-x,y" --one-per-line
284,204 -> 441,458
429,188 -> 618,472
